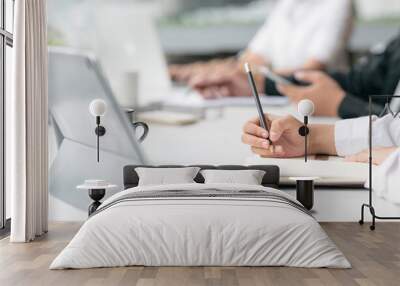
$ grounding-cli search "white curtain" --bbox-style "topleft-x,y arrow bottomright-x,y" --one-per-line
9,0 -> 48,242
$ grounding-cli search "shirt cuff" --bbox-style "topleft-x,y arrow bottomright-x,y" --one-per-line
338,93 -> 384,119
335,116 -> 370,156
264,78 -> 281,96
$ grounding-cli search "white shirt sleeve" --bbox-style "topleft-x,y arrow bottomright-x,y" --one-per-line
307,0 -> 353,64
247,19 -> 272,61
247,0 -> 283,62
335,114 -> 400,156
369,148 -> 400,203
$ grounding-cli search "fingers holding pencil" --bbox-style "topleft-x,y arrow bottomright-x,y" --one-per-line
242,114 -> 308,158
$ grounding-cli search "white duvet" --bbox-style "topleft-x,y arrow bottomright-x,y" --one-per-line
50,183 -> 350,269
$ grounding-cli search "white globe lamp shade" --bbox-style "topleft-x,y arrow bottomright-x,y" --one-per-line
89,99 -> 107,117
298,99 -> 314,117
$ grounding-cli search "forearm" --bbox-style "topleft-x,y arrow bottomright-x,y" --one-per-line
301,58 -> 326,71
308,115 -> 399,157
309,124 -> 337,155
335,114 -> 400,157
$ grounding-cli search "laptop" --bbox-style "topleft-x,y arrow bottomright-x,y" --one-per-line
48,47 -> 148,220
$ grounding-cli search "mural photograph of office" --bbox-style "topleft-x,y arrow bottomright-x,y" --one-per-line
1,1 -> 400,285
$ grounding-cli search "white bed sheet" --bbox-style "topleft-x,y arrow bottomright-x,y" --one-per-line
50,183 -> 350,269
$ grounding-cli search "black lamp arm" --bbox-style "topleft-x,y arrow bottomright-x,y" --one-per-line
94,116 -> 106,162
298,116 -> 310,162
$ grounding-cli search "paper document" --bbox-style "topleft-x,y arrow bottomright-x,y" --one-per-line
246,154 -> 373,187
163,88 -> 289,109
138,111 -> 199,125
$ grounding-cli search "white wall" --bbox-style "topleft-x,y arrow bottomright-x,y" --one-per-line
355,0 -> 400,20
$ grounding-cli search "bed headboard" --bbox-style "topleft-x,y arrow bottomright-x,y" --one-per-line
123,165 -> 280,189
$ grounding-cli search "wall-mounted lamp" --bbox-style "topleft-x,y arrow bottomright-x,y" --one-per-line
298,99 -> 314,162
292,99 -> 316,210
89,99 -> 107,162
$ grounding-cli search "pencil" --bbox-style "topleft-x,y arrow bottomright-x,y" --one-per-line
244,62 -> 272,145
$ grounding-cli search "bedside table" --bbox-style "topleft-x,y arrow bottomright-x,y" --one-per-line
77,182 -> 117,216
289,177 -> 319,210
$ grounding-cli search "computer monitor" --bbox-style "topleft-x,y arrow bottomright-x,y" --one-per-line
48,47 -> 148,220
93,2 -> 172,106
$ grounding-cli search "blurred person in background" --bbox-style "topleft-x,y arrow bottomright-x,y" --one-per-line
170,0 -> 354,98
196,32 -> 400,118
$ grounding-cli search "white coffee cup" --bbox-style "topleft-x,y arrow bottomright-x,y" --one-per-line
112,71 -> 139,109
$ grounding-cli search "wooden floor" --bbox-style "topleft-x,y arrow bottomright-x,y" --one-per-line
1,222 -> 400,286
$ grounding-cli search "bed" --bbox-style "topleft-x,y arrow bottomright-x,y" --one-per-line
50,165 -> 350,269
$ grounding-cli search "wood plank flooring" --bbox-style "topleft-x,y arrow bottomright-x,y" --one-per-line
0,222 -> 400,286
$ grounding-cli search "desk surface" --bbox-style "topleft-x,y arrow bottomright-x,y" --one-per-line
141,104 -> 337,165
139,105 -> 400,221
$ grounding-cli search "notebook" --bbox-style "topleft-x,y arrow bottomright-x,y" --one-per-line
246,155 -> 372,187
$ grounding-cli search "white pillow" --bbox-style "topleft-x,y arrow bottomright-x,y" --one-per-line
200,169 -> 266,185
135,167 -> 200,186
